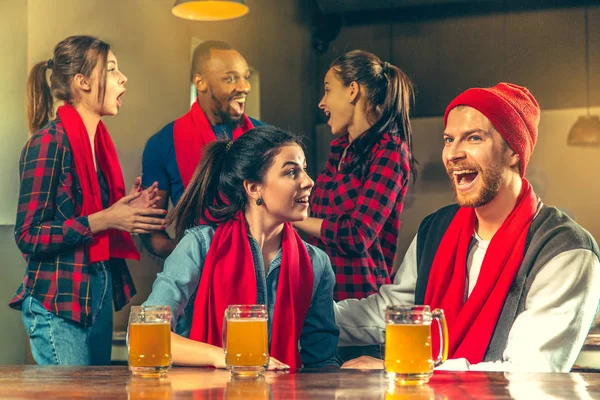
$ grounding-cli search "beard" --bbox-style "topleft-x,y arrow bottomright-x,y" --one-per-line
209,88 -> 243,127
447,160 -> 504,208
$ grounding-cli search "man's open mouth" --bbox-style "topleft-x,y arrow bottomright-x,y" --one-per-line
453,169 -> 479,189
230,97 -> 246,114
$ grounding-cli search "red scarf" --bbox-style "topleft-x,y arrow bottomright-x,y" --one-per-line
424,179 -> 537,363
189,212 -> 314,368
173,101 -> 254,188
56,104 -> 139,262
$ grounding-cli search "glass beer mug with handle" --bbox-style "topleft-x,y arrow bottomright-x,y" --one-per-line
128,305 -> 172,378
385,305 -> 448,385
223,304 -> 269,377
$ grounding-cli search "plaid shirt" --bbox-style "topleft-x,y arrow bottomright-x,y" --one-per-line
308,132 -> 410,300
9,118 -> 136,326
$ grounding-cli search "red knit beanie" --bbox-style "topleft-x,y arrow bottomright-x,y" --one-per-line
443,83 -> 540,177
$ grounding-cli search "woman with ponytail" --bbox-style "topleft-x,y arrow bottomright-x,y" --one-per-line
143,126 -> 340,369
293,50 -> 416,303
10,35 -> 167,365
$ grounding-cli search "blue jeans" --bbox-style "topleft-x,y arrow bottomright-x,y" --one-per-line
21,262 -> 114,365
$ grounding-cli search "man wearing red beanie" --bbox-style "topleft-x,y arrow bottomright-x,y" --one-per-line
334,83 -> 600,372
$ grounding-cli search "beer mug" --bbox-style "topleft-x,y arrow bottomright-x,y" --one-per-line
223,304 -> 269,377
128,305 -> 172,378
385,305 -> 448,385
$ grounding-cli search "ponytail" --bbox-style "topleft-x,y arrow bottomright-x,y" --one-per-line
330,50 -> 417,182
171,140 -> 229,240
26,61 -> 54,134
377,65 -> 417,181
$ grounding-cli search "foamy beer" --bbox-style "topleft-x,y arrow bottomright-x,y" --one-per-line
128,305 -> 172,378
223,305 -> 269,377
385,305 -> 448,385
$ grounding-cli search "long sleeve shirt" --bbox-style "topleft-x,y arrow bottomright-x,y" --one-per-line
144,225 -> 340,368
10,118 -> 136,326
334,233 -> 600,372
309,132 -> 411,300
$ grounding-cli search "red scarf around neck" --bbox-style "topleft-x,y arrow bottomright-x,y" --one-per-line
56,104 -> 139,262
424,179 -> 538,364
189,212 -> 314,368
173,101 -> 254,188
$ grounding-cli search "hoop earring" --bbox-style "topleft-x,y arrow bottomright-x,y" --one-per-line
256,198 -> 263,206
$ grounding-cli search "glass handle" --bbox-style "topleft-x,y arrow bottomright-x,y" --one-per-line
126,314 -> 132,351
222,314 -> 228,355
432,308 -> 448,367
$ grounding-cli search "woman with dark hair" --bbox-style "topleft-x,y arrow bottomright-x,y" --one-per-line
293,50 -> 416,301
144,126 -> 340,369
10,35 -> 167,365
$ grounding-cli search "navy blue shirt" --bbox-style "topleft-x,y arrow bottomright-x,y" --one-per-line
142,116 -> 266,205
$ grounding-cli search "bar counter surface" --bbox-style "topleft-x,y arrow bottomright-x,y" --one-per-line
0,366 -> 599,399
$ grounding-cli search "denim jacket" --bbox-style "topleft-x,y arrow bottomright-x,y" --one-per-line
144,224 -> 340,368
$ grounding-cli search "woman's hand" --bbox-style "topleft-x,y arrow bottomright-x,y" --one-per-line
341,356 -> 384,370
90,190 -> 167,234
267,357 -> 290,371
210,351 -> 227,369
211,354 -> 290,371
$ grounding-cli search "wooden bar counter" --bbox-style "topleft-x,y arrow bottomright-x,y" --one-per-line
1,365 -> 599,399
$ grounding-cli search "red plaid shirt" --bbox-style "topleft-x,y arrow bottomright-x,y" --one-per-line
308,132 -> 410,300
9,118 -> 136,326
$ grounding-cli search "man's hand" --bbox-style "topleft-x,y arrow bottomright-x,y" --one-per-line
129,177 -> 161,209
139,189 -> 176,258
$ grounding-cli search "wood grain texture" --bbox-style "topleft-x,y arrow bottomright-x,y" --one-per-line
1,366 -> 600,399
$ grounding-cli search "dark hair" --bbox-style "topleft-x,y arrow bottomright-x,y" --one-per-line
171,126 -> 305,240
190,40 -> 234,80
26,35 -> 110,134
330,50 -> 417,181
